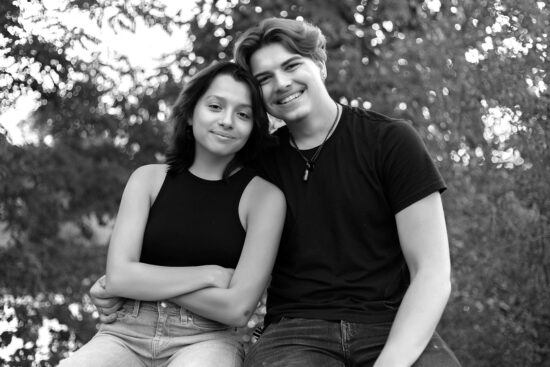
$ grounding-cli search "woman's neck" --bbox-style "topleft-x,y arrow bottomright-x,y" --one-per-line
189,155 -> 234,180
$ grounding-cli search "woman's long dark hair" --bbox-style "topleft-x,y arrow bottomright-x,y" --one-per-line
166,61 -> 273,178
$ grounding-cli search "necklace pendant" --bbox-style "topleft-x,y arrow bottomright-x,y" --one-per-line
303,162 -> 313,181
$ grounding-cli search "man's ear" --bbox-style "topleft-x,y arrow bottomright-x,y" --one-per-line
318,62 -> 327,81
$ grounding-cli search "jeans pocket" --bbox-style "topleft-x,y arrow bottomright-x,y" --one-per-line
190,313 -> 229,331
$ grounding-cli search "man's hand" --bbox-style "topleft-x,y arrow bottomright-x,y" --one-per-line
90,275 -> 124,324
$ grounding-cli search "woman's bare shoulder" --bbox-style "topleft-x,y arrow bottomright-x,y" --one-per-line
126,164 -> 168,198
244,176 -> 285,210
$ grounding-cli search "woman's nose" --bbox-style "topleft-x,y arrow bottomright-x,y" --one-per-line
218,112 -> 233,128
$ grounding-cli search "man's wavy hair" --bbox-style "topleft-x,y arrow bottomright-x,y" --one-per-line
233,17 -> 327,71
166,61 -> 272,178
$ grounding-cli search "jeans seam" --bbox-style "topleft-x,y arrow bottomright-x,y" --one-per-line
152,306 -> 166,360
132,300 -> 140,317
340,321 -> 351,366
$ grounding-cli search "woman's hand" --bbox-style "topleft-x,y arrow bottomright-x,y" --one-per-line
89,275 -> 124,323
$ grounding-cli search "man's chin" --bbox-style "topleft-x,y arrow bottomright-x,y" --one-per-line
270,106 -> 308,124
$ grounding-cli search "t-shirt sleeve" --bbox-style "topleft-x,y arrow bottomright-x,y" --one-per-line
380,120 -> 446,214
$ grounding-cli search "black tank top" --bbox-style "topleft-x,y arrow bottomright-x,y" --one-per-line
140,168 -> 256,268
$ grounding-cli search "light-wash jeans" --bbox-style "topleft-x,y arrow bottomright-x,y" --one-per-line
59,300 -> 244,367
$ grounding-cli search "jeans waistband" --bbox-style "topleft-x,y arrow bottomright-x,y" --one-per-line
122,300 -> 190,320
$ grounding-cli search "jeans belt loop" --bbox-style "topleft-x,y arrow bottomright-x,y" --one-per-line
132,300 -> 140,317
180,306 -> 188,324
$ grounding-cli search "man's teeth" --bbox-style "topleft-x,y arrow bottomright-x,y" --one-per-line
279,92 -> 301,104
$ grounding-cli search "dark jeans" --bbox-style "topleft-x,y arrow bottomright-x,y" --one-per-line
244,317 -> 461,367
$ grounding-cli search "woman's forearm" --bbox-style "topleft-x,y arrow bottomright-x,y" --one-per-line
170,285 -> 259,327
105,263 -> 228,301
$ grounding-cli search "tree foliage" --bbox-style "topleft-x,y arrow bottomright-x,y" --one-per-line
1,0 -> 548,365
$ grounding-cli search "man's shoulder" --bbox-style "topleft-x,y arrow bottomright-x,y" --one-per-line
343,105 -> 412,140
345,105 -> 403,127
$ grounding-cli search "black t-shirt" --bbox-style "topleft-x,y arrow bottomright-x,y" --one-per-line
256,104 -> 446,325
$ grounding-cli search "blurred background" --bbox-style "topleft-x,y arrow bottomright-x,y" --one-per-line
0,0 -> 548,365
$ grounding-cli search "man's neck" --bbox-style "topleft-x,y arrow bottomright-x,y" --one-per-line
287,100 -> 339,149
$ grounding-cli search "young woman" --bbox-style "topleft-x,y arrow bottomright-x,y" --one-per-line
59,61 -> 286,367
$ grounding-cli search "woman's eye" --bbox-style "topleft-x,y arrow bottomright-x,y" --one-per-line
238,111 -> 251,119
257,76 -> 271,85
209,104 -> 222,110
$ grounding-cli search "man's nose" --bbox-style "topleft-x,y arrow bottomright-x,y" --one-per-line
274,72 -> 291,89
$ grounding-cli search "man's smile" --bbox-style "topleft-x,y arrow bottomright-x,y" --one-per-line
277,90 -> 304,105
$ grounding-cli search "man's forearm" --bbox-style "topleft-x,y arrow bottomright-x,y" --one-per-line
374,271 -> 451,367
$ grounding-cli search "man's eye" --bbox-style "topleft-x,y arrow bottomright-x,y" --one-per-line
286,62 -> 300,71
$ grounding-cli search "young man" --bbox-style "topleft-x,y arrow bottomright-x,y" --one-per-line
91,17 -> 461,366
232,18 -> 461,367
